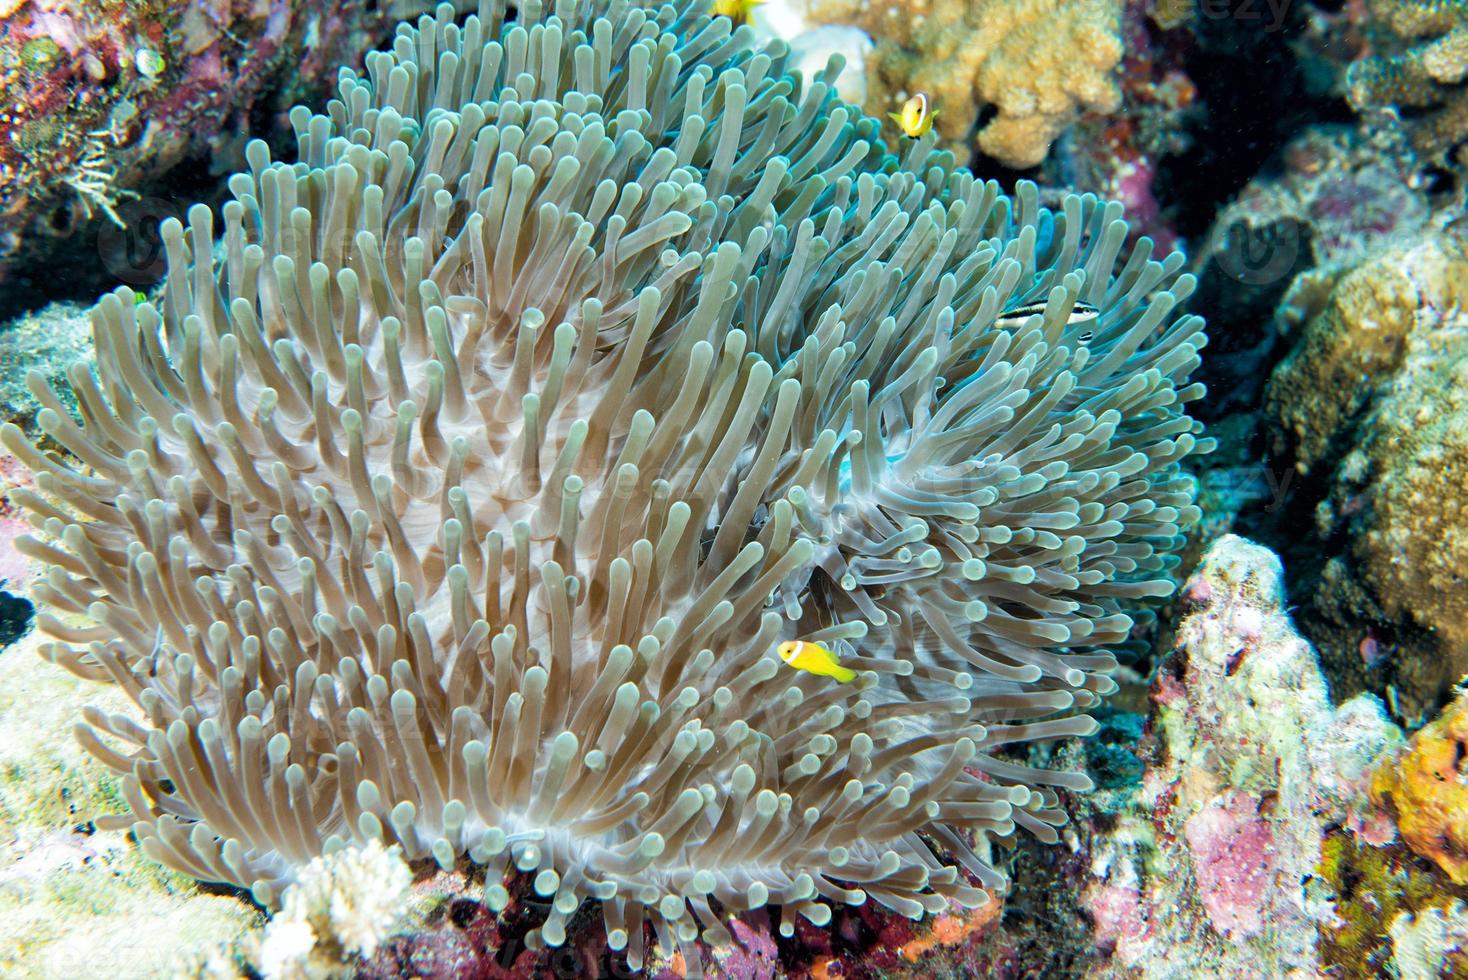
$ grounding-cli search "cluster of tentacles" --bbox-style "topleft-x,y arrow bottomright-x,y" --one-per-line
3,0 -> 1209,972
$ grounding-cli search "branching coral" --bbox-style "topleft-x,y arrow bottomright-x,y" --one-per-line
251,839 -> 413,979
1347,0 -> 1468,164
2,0 -> 1208,972
810,0 -> 1124,167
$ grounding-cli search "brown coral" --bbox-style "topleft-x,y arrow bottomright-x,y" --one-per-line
811,0 -> 1123,167
1264,233 -> 1457,476
1267,232 -> 1468,722
1347,0 -> 1468,165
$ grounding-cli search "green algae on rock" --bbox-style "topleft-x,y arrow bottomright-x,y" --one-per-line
0,632 -> 261,979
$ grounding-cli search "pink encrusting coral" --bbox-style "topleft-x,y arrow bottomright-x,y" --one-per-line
1183,791 -> 1278,939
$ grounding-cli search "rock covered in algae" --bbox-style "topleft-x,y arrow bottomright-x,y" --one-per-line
0,0 -> 439,308
0,302 -> 93,438
805,0 -> 1124,166
1082,535 -> 1402,977
0,625 -> 262,978
1266,231 -> 1468,724
1265,231 -> 1463,476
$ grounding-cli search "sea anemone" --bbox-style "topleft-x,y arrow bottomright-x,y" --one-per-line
3,0 -> 1209,971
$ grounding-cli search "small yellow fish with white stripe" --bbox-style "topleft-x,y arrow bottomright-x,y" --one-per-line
710,0 -> 765,27
777,640 -> 856,683
889,93 -> 938,139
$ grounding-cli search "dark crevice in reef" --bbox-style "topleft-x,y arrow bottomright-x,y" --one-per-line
1158,5 -> 1350,244
0,150 -> 240,323
0,590 -> 34,648
1169,8 -> 1353,428
1154,11 -> 1376,692
1228,411 -> 1452,727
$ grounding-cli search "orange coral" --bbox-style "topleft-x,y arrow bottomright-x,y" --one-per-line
810,956 -> 844,979
895,900 -> 1002,963
1373,694 -> 1468,883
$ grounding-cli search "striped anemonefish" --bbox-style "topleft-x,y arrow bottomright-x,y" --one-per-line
889,93 -> 938,138
995,299 -> 1101,342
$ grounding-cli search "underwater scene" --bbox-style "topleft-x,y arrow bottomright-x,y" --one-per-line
0,0 -> 1466,977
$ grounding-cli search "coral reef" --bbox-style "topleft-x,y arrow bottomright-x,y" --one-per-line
1213,125 -> 1429,286
1080,535 -> 1402,976
1265,231 -> 1459,476
1266,231 -> 1468,723
1048,0 -> 1198,253
2,0 -> 1211,972
1181,127 -> 1431,428
1373,692 -> 1468,884
0,0 -> 441,311
1347,0 -> 1468,166
1315,830 -> 1468,979
808,0 -> 1124,167
250,840 -> 413,979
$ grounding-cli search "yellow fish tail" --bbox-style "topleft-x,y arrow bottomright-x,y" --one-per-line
828,663 -> 856,683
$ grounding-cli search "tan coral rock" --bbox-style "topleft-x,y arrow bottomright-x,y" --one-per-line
1265,235 -> 1466,475
1266,232 -> 1468,720
812,0 -> 1122,167
1348,0 -> 1468,164
1355,272 -> 1468,684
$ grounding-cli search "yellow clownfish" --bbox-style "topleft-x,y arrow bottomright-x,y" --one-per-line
889,93 -> 938,139
711,0 -> 765,27
777,640 -> 856,683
